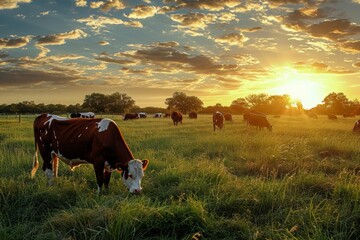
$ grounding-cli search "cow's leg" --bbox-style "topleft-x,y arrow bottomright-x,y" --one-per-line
51,152 -> 59,178
94,159 -> 105,194
40,151 -> 54,186
104,171 -> 112,189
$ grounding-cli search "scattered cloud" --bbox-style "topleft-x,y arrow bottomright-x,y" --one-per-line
214,33 -> 248,46
36,29 -> 87,46
78,15 -> 143,31
126,5 -> 158,19
75,0 -> 87,7
0,0 -> 31,10
98,40 -> 109,45
170,12 -> 216,30
0,36 -> 31,49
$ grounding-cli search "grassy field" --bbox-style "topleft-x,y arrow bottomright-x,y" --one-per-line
0,114 -> 359,240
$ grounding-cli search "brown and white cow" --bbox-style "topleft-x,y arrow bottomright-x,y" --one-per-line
171,111 -> 183,126
31,114 -> 149,194
213,111 -> 224,131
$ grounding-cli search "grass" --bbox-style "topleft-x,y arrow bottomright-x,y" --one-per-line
0,114 -> 359,239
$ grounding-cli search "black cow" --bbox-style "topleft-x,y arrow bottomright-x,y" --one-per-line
353,120 -> 360,133
223,113 -> 232,121
171,111 -> 183,126
70,112 -> 95,118
123,113 -> 139,120
213,111 -> 224,131
189,112 -> 198,119
245,112 -> 272,131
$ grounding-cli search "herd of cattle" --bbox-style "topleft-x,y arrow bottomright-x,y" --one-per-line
31,111 -> 359,195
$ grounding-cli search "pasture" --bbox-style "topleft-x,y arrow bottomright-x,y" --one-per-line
0,114 -> 359,240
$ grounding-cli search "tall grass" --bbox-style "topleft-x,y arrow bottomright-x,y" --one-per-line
0,114 -> 359,239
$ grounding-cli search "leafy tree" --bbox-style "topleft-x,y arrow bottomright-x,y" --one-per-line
322,92 -> 349,114
82,92 -> 135,113
245,93 -> 269,112
267,95 -> 291,114
165,92 -> 203,114
230,97 -> 249,113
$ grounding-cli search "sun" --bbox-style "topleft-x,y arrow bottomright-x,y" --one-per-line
270,67 -> 325,109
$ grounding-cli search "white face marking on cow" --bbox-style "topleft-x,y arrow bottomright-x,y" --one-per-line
122,159 -> 145,194
97,119 -> 115,132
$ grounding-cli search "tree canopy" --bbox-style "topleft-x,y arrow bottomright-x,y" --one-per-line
82,92 -> 135,113
165,92 -> 204,114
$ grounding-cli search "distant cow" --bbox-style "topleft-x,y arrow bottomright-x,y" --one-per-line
306,111 -> 318,119
153,113 -> 163,118
164,113 -> 170,118
70,112 -> 95,118
245,112 -> 272,131
353,120 -> 360,133
123,113 -> 139,120
343,113 -> 355,118
223,113 -> 232,121
328,114 -> 337,120
138,112 -> 147,118
31,114 -> 149,194
213,111 -> 224,131
189,112 -> 198,119
171,111 -> 183,126
244,110 -> 265,121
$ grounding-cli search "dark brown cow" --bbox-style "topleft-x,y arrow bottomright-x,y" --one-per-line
31,114 -> 149,194
328,114 -> 337,120
245,112 -> 272,131
223,112 -> 232,121
353,120 -> 360,133
123,113 -> 139,120
189,112 -> 198,119
213,111 -> 224,131
171,111 -> 183,125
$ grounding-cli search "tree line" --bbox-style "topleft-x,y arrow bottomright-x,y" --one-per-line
0,91 -> 359,116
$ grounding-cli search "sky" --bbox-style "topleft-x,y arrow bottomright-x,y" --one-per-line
0,0 -> 360,109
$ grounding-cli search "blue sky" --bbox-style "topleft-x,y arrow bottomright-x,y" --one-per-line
1,0 -> 360,108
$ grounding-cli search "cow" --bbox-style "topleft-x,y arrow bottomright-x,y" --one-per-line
123,113 -> 139,120
31,114 -> 149,194
223,113 -> 232,121
138,112 -> 147,118
70,112 -> 95,118
305,111 -> 317,119
213,111 -> 224,131
153,113 -> 163,118
245,112 -> 272,131
164,113 -> 170,118
189,112 -> 198,119
171,111 -> 183,125
343,113 -> 355,118
328,114 -> 337,120
353,120 -> 360,133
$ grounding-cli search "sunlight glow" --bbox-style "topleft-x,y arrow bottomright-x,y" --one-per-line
270,67 -> 326,109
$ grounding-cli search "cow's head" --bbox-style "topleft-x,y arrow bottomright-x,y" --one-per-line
121,159 -> 149,194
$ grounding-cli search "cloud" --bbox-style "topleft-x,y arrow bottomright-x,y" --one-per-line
342,40 -> 360,52
88,0 -> 125,12
0,36 -> 31,49
75,0 -> 87,7
126,5 -> 158,19
98,40 -> 109,45
0,0 -> 31,10
170,12 -> 216,30
214,33 -> 248,46
36,29 -> 87,46
78,15 -> 143,31
306,19 -> 360,41
163,0 -> 240,11
353,62 -> 360,68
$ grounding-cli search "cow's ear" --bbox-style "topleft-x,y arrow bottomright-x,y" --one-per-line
142,159 -> 149,170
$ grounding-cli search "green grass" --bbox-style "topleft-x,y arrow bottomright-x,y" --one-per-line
0,114 -> 359,239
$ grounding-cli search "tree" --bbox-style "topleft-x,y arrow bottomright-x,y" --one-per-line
230,97 -> 249,113
245,93 -> 269,112
267,95 -> 291,114
165,92 -> 203,114
82,92 -> 135,113
322,92 -> 349,114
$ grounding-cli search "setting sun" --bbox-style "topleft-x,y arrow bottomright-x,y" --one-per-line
269,68 -> 326,109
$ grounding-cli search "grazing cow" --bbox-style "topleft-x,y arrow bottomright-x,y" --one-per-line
245,112 -> 272,131
164,113 -> 170,118
31,114 -> 149,194
138,112 -> 147,118
123,113 -> 139,120
153,113 -> 163,118
343,113 -> 355,118
353,120 -> 360,133
213,111 -> 224,131
171,111 -> 183,125
328,114 -> 337,120
189,112 -> 198,119
70,112 -> 95,118
223,113 -> 232,121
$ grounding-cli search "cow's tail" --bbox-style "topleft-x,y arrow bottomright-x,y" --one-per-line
31,143 -> 39,178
